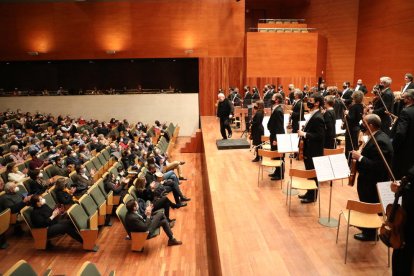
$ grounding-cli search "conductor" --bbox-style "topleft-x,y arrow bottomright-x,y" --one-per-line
217,93 -> 234,139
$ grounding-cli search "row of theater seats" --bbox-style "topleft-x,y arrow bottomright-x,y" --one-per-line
3,259 -> 114,276
257,28 -> 311,33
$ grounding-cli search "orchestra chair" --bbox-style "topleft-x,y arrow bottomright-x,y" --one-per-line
257,149 -> 284,188
67,204 -> 99,252
76,261 -> 115,276
335,200 -> 388,265
323,147 -> 345,186
4,260 -> 52,276
0,208 -> 11,249
116,203 -> 160,252
285,169 -> 320,216
260,136 -> 271,150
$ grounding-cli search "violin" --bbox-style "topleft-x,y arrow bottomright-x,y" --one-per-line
379,177 -> 409,249
297,125 -> 304,161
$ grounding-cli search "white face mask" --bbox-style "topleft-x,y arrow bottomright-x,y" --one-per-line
40,198 -> 46,205
14,186 -> 20,193
38,173 -> 43,178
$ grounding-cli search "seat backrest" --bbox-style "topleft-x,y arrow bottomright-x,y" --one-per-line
42,192 -> 56,210
258,149 -> 284,158
76,261 -> 101,276
88,184 -> 106,207
91,157 -> 102,171
4,260 -> 38,276
115,204 -> 127,229
0,208 -> 11,235
43,164 -> 54,179
289,169 -> 317,179
128,186 -> 137,200
323,148 -> 345,156
101,148 -> 110,161
79,194 -> 98,217
346,200 -> 383,214
97,153 -> 106,167
96,178 -> 108,198
20,206 -> 34,230
84,161 -> 96,174
68,203 -> 89,231
123,194 -> 134,205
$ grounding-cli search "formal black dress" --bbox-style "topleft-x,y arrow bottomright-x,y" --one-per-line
323,109 -> 336,149
345,103 -> 363,157
250,110 -> 264,146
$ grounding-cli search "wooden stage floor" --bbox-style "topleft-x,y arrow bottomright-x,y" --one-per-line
201,116 -> 391,276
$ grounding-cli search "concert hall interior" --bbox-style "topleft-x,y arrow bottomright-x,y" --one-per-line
0,0 -> 413,275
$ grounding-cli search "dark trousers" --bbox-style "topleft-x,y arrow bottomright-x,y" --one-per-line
153,196 -> 175,221
163,181 -> 184,204
149,211 -> 173,239
219,118 -> 232,139
392,246 -> 414,276
269,133 -> 285,178
304,155 -> 318,199
48,219 -> 82,243
345,129 -> 359,158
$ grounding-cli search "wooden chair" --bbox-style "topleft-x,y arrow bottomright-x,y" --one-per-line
285,169 -> 320,216
0,208 -> 11,249
67,204 -> 99,252
20,206 -> 48,250
257,149 -> 284,188
260,136 -> 271,150
79,194 -> 100,228
76,261 -> 115,276
88,184 -> 108,226
0,191 -> 17,224
123,194 -> 134,205
4,259 -> 52,276
323,147 -> 346,186
335,200 -> 387,264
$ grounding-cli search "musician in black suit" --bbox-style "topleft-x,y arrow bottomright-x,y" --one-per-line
354,79 -> 368,94
228,87 -> 241,106
391,165 -> 414,276
243,85 -> 252,107
402,73 -> 414,94
252,87 -> 260,102
391,89 -> 414,180
263,84 -> 274,108
277,85 -> 285,102
373,76 -> 395,136
341,81 -> 353,107
289,89 -> 305,133
124,199 -> 182,246
288,84 -> 295,104
351,114 -> 393,241
344,91 -> 364,158
251,100 -> 265,162
323,95 -> 336,149
298,94 -> 325,203
267,93 -> 285,180
217,93 -> 234,139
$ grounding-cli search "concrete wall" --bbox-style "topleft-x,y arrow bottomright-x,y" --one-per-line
0,94 -> 199,136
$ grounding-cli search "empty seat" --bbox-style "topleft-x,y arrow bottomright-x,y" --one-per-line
67,204 -> 99,251
20,206 -> 48,250
76,261 -> 115,276
0,208 -> 11,249
79,194 -> 100,228
3,259 -> 52,276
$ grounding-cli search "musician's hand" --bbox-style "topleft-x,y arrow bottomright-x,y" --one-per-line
297,130 -> 305,137
272,141 -> 277,146
390,182 -> 400,193
344,110 -> 349,116
351,150 -> 361,160
385,110 -> 390,115
229,114 -> 233,119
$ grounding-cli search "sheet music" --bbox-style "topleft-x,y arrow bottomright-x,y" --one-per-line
312,156 -> 335,182
377,181 -> 402,213
335,119 -> 345,135
276,134 -> 299,153
263,116 -> 270,136
312,154 -> 350,182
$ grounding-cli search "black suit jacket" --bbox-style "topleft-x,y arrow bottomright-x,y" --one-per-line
217,99 -> 234,119
303,110 -> 325,169
323,109 -> 336,149
341,88 -> 353,106
125,211 -> 151,233
391,105 -> 414,179
357,130 -> 393,203
402,82 -> 414,93
373,87 -> 394,134
267,105 -> 285,135
355,84 -> 368,94
250,110 -> 264,145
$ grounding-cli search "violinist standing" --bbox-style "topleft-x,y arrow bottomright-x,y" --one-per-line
251,100 -> 265,162
373,76 -> 395,136
351,114 -> 393,241
290,89 -> 305,134
323,96 -> 337,149
344,91 -> 364,158
391,165 -> 414,276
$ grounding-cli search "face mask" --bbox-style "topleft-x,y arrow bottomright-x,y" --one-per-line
270,100 -> 276,105
38,173 -> 43,178
360,123 -> 367,133
307,102 -> 315,109
81,168 -> 86,174
71,153 -> 77,157
14,186 -> 19,193
40,198 -> 46,205
343,86 -> 347,89
378,84 -> 384,90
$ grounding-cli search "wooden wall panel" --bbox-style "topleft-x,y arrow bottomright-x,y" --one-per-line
0,0 -> 245,60
199,57 -> 244,116
354,0 -> 414,90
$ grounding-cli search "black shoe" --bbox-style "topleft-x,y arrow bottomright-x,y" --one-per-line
181,197 -> 191,202
176,202 -> 187,208
252,158 -> 260,162
179,177 -> 187,181
168,218 -> 176,223
179,161 -> 186,165
298,194 -> 308,199
271,176 -> 281,181
268,173 -> 277,177
169,220 -> 176,228
354,233 -> 377,242
228,133 -> 232,138
46,241 -> 55,250
147,232 -> 158,240
168,238 -> 182,246
301,198 -> 316,204
222,138 -> 227,140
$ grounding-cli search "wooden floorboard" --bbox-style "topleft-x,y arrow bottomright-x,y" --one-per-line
200,116 -> 391,276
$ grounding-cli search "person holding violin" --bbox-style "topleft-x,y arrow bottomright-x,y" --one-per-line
391,89 -> 414,180
250,100 -> 265,162
297,94 -> 325,203
390,166 -> 414,276
344,91 -> 364,158
323,95 -> 336,149
372,76 -> 395,136
267,93 -> 285,180
351,114 -> 393,241
289,89 -> 305,134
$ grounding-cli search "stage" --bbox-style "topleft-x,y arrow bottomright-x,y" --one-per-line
201,116 -> 391,276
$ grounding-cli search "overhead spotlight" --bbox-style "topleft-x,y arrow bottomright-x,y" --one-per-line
27,51 -> 39,56
184,49 -> 194,54
106,50 -> 117,55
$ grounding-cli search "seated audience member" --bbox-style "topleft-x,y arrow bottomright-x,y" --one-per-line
103,172 -> 128,200
9,135 -> 26,150
55,178 -> 76,205
66,149 -> 82,166
109,143 -> 121,160
27,169 -> 53,195
70,164 -> 93,196
29,150 -> 48,170
48,156 -> 70,177
30,194 -> 82,246
9,145 -> 26,163
45,146 -> 60,162
72,133 -> 85,146
0,182 -> 31,214
28,138 -> 42,154
125,199 -> 182,246
6,162 -> 27,184
0,178 -> 4,192
153,148 -> 186,180
96,122 -> 109,136
78,144 -> 92,163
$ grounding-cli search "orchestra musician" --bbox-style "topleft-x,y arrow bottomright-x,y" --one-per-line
289,89 -> 305,134
341,81 -> 353,107
217,93 -> 234,140
228,87 -> 241,106
344,91 -> 364,158
350,114 -> 393,241
263,84 -> 273,107
402,73 -> 414,94
323,95 -> 336,149
250,100 -> 265,162
390,165 -> 414,276
267,93 -> 285,180
252,86 -> 260,102
372,76 -> 395,136
243,85 -> 252,107
297,94 -> 325,203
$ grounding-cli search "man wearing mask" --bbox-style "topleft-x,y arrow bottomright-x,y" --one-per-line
289,89 -> 305,134
351,114 -> 393,241
372,76 -> 394,136
217,93 -> 234,139
354,79 -> 368,94
390,89 -> 414,180
323,96 -> 337,149
0,182 -> 31,214
267,93 -> 285,180
228,87 -> 241,106
277,85 -> 285,102
263,84 -> 273,108
341,81 -> 353,107
243,86 -> 252,107
288,84 -> 295,104
298,94 -> 325,203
